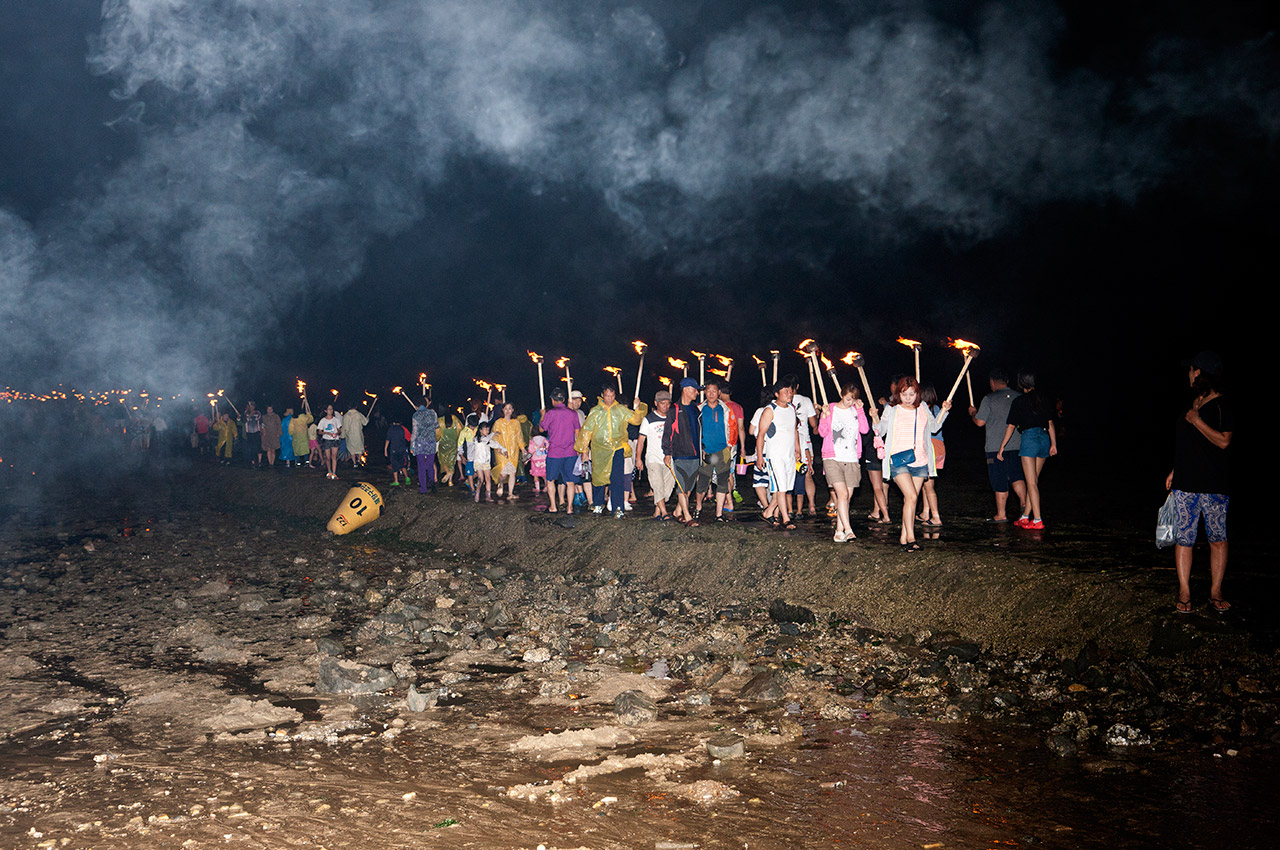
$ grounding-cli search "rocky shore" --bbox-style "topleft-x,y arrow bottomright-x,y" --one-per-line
1,466 -> 1275,848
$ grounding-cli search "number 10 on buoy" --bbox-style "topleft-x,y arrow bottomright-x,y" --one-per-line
327,482 -> 384,535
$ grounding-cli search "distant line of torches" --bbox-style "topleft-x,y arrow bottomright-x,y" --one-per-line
3,338 -> 981,420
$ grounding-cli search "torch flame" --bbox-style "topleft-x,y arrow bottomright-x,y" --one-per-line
217,389 -> 225,397
474,379 -> 491,389
948,338 -> 981,355
632,340 -> 647,354
798,338 -> 816,353
658,376 -> 672,387
528,350 -> 541,362
752,355 -> 765,367
555,356 -> 570,368
690,350 -> 707,360
330,389 -> 338,397
821,355 -> 834,370
897,337 -> 922,349
392,386 -> 403,394
603,366 -> 621,375
364,390 -> 376,398
841,351 -> 859,365
716,354 -> 733,367
667,357 -> 688,369
708,367 -> 728,377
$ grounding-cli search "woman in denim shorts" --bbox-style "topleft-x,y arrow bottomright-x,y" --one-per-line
998,371 -> 1057,530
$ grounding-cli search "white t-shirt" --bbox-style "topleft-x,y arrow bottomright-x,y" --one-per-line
793,393 -> 816,452
827,405 -> 862,463
638,413 -> 667,465
318,415 -> 342,439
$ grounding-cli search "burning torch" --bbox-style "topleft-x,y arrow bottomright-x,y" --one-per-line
632,340 -> 647,401
798,339 -> 826,406
392,386 -> 416,409
603,366 -> 623,395
843,352 -> 879,424
897,337 -> 923,382
556,357 -> 572,396
716,354 -> 734,384
753,355 -> 766,387
946,339 -> 982,405
528,351 -> 546,410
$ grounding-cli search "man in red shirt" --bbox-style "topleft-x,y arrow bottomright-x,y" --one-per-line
720,385 -> 747,510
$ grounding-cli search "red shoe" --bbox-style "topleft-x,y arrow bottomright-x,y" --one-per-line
1027,519 -> 1044,530
1013,516 -> 1031,528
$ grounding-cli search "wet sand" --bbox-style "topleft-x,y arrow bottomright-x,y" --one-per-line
1,461 -> 1276,849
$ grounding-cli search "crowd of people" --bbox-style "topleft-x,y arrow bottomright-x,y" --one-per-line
187,368 -> 1068,554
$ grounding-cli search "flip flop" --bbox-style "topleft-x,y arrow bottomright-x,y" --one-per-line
1175,599 -> 1193,614
1210,598 -> 1231,612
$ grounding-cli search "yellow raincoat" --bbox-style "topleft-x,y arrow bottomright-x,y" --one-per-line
574,398 -> 648,487
489,416 -> 526,481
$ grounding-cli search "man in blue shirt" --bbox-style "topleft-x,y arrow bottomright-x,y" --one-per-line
695,380 -> 738,522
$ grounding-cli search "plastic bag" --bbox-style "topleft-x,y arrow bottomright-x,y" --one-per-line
1156,493 -> 1177,549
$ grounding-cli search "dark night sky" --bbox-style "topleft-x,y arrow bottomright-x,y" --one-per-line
1,0 -> 1276,469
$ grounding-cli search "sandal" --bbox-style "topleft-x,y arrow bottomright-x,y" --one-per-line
902,542 -> 922,552
1210,597 -> 1231,612
1175,599 -> 1193,614
782,522 -> 797,530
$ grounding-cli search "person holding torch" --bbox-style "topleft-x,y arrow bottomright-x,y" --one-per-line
876,376 -> 950,551
576,384 -> 648,518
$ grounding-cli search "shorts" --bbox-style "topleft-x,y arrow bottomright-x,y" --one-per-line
309,439 -> 319,450
671,458 -> 700,494
647,459 -> 675,503
697,449 -> 733,494
890,459 -> 929,478
765,454 -> 796,493
986,451 -> 1025,492
464,461 -> 475,476
1019,427 -> 1050,459
322,438 -> 340,452
752,463 -> 770,490
822,458 -> 861,490
545,454 -> 578,484
389,449 -> 408,471
1172,490 -> 1229,546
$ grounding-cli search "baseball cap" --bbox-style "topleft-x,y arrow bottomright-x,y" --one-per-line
679,377 -> 701,390
654,389 -> 672,402
1182,350 -> 1224,375
569,390 -> 584,399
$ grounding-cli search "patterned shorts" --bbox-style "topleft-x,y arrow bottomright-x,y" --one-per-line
1172,490 -> 1229,546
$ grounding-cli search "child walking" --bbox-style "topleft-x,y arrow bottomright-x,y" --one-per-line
469,421 -> 494,502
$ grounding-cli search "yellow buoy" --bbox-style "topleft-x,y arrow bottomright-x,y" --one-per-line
327,482 -> 384,535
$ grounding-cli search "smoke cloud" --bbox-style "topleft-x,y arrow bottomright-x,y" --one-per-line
0,0 -> 1274,388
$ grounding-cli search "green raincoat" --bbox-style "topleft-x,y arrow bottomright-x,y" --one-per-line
575,398 -> 648,487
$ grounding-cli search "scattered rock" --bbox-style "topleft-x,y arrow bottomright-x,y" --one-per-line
522,647 -> 551,664
1103,724 -> 1152,747
614,689 -> 658,726
316,657 -> 398,694
405,684 -> 436,712
705,733 -> 746,760
740,670 -> 786,701
768,599 -> 815,625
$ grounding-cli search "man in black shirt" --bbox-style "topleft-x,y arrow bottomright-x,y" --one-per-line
1165,351 -> 1233,613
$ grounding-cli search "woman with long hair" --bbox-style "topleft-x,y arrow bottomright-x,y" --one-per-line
818,383 -> 870,542
997,370 -> 1057,529
876,376 -> 950,551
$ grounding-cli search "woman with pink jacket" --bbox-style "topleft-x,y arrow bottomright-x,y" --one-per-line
818,384 -> 871,543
